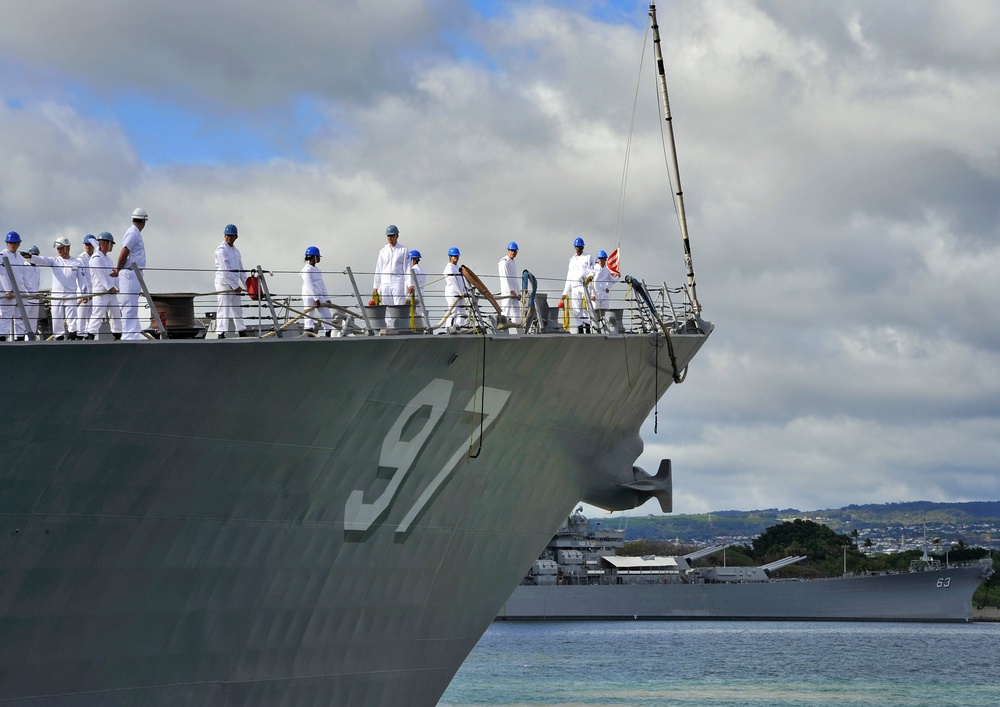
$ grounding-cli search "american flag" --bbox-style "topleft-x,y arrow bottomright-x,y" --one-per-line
607,248 -> 621,278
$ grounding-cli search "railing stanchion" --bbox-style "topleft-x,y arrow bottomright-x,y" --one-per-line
346,267 -> 375,336
131,263 -> 167,337
662,281 -> 679,325
412,276 -> 432,333
2,258 -> 35,340
255,266 -> 283,338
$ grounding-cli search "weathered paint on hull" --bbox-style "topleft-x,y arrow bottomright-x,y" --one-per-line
499,563 -> 990,623
0,330 -> 709,705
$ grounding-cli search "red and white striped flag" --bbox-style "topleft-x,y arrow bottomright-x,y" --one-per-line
607,248 -> 621,278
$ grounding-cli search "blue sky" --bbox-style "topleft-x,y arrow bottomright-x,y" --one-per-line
94,92 -> 330,165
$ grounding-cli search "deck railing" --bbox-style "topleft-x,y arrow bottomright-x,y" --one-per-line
5,261 -> 703,340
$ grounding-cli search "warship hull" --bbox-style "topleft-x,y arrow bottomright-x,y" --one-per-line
499,562 -> 991,623
0,330 -> 709,705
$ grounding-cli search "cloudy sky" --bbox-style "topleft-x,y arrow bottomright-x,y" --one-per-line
3,1 -> 998,514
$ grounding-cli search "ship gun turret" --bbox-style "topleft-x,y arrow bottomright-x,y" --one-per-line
692,555 -> 807,584
760,555 -> 808,576
683,544 -> 731,563
656,544 -> 731,574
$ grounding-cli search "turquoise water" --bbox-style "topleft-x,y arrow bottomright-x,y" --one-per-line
440,621 -> 1000,706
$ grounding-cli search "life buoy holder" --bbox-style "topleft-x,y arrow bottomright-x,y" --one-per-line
245,274 -> 261,301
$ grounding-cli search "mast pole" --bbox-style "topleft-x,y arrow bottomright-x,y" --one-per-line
649,2 -> 701,315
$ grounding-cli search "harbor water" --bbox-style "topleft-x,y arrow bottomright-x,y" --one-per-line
440,620 -> 1000,706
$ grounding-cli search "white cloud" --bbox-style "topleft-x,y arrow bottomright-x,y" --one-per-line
846,12 -> 878,61
0,101 -> 140,238
0,1 -> 467,107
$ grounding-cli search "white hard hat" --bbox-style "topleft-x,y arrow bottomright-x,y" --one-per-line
53,237 -> 71,248
131,207 -> 149,221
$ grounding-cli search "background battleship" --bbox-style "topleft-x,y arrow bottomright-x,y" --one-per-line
499,510 -> 994,622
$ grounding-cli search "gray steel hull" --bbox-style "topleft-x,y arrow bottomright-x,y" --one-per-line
499,563 -> 990,623
0,330 -> 709,705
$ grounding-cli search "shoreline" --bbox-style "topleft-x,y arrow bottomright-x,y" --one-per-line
973,607 -> 1000,622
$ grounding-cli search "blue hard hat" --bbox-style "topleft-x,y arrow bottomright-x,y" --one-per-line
5,231 -> 21,243
409,250 -> 421,260
83,234 -> 97,246
97,231 -> 115,243
224,224 -> 238,237
573,237 -> 585,247
28,245 -> 40,255
304,245 -> 321,258
448,247 -> 460,257
507,241 -> 519,252
385,224 -> 399,236
597,250 -> 608,259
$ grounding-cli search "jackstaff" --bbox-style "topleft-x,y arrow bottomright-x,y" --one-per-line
649,2 -> 701,315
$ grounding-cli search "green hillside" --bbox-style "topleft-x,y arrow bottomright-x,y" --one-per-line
603,500 -> 1000,543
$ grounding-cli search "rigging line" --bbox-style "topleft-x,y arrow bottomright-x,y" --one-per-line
621,281 -> 641,389
976,563 -> 995,610
468,331 -> 487,459
654,331 -> 659,434
614,20 -> 652,251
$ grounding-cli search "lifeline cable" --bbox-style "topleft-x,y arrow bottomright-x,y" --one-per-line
467,329 -> 487,460
620,278 -> 641,389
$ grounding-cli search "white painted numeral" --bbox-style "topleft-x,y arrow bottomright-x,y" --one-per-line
344,379 -> 453,532
936,577 -> 951,588
395,386 -> 510,535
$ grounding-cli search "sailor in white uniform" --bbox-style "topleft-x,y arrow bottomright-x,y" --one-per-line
406,249 -> 428,329
591,250 -> 614,314
74,235 -> 96,338
561,236 -> 594,333
23,237 -> 82,339
111,207 -> 148,340
214,223 -> 247,338
372,224 -> 408,329
442,247 -> 468,329
497,241 -> 521,327
300,246 -> 333,335
1,231 -> 28,340
86,232 -> 120,338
